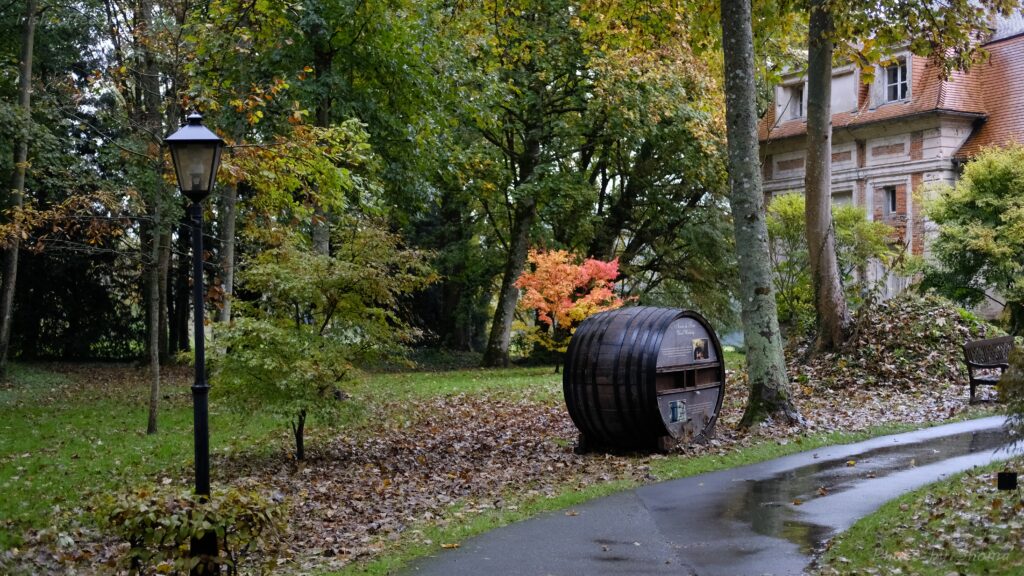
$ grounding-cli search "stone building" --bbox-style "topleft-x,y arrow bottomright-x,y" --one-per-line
758,13 -> 1024,297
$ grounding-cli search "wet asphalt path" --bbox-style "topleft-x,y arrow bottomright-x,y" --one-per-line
402,416 -> 1020,576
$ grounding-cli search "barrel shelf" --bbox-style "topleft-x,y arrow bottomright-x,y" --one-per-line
656,361 -> 721,373
656,382 -> 722,397
563,306 -> 725,452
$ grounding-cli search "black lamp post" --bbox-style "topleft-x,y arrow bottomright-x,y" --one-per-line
165,112 -> 224,571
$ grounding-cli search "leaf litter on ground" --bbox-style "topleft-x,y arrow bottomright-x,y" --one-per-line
3,293 -> 1010,574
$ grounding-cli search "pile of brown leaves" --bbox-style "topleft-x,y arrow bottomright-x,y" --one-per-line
219,395 -> 651,572
789,293 -> 1002,391
779,293 -> 1005,432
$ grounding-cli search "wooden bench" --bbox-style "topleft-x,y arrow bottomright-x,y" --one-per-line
962,336 -> 1014,403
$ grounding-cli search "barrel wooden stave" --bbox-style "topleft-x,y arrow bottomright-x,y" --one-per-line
563,306 -> 725,450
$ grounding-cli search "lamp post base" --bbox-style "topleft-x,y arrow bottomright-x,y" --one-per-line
190,531 -> 220,575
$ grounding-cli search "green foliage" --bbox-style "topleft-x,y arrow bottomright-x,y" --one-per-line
212,217 -> 436,455
97,484 -> 285,575
831,0 -> 1021,79
766,193 -> 900,330
999,346 -> 1024,439
227,121 -> 380,218
923,144 -> 1024,335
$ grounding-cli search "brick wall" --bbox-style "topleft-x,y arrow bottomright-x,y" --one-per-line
910,131 -> 923,160
874,183 -> 909,244
831,150 -> 852,163
911,172 -> 924,255
777,157 -> 805,172
872,142 -> 906,157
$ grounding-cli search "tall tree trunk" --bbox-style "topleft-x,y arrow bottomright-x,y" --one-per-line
482,108 -> 543,368
173,216 -> 191,352
310,33 -> 333,256
719,0 -> 801,427
158,230 -> 170,364
805,0 -> 850,352
482,198 -> 536,367
0,0 -> 38,379
217,181 -> 238,322
147,209 -> 161,434
140,0 -> 164,434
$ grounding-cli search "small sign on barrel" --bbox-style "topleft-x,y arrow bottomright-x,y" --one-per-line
562,306 -> 725,452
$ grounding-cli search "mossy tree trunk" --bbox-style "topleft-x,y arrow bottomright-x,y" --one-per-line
719,0 -> 802,427
805,0 -> 850,352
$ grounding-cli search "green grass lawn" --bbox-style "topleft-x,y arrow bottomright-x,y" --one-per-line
0,364 -> 283,548
818,456 -> 1024,575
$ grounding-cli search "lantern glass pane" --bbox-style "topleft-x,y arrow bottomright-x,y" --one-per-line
172,143 -> 217,194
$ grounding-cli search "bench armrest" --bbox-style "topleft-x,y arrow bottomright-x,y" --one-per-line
966,362 -> 1009,370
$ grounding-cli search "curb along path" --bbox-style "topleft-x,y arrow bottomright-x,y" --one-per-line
402,416 -> 1019,576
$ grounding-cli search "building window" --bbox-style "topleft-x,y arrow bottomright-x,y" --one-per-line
884,186 -> 898,214
789,85 -> 803,119
832,190 -> 853,206
885,61 -> 908,102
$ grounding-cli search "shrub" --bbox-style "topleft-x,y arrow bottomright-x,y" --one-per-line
97,484 -> 285,575
514,249 -> 625,357
1000,346 -> 1024,440
923,144 -> 1024,335
212,218 -> 435,459
766,193 -> 902,332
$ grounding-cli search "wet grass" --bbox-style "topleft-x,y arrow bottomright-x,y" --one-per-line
356,365 -> 563,405
817,455 -> 1024,575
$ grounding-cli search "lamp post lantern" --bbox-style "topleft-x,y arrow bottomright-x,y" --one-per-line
165,111 -> 224,572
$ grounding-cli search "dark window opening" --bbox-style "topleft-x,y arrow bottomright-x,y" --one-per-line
884,186 -> 898,214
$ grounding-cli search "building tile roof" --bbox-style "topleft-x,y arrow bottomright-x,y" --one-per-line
759,55 -> 986,143
759,13 -> 1024,150
955,34 -> 1024,158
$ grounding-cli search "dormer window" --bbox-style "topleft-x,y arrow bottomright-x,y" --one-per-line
885,60 -> 908,102
789,85 -> 804,119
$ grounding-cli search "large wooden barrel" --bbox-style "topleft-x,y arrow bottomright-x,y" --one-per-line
563,306 -> 725,451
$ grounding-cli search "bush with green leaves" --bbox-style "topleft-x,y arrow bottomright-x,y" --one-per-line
1000,345 -> 1024,440
97,484 -> 285,575
766,192 -> 899,331
212,216 -> 435,459
922,144 -> 1024,335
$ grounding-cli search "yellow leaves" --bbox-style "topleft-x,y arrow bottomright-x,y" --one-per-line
440,543 -> 460,549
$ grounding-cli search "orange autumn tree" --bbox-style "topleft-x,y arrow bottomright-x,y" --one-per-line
515,249 -> 626,357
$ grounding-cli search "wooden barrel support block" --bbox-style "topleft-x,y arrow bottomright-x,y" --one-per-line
563,306 -> 725,451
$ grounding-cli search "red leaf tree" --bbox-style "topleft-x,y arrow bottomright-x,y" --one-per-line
515,249 -> 625,355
